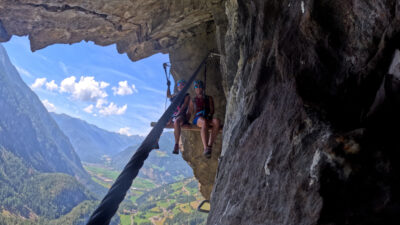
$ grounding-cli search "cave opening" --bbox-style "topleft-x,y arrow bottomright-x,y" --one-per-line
1,33 -> 226,224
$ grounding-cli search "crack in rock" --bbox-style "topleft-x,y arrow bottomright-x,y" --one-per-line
20,2 -> 121,31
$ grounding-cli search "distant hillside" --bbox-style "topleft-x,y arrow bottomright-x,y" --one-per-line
0,146 -> 94,221
83,163 -> 206,225
0,198 -> 120,225
0,44 -> 107,223
51,113 -> 143,163
131,177 -> 207,225
111,131 -> 193,184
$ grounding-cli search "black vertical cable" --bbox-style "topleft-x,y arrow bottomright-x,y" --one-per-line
204,60 -> 207,95
86,53 -> 210,225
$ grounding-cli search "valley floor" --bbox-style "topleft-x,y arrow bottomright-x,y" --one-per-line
84,163 -> 208,225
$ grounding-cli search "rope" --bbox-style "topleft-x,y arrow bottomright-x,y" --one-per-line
163,63 -> 171,110
86,53 -> 210,225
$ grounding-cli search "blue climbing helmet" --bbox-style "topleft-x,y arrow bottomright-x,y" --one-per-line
177,79 -> 186,87
194,80 -> 204,89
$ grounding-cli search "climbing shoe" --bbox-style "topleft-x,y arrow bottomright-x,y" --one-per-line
203,146 -> 212,158
172,144 -> 179,154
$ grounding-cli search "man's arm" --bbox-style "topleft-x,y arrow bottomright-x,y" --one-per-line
188,99 -> 194,116
209,96 -> 215,115
178,95 -> 190,115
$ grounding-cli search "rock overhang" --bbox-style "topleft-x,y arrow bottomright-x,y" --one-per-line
0,0 -> 216,61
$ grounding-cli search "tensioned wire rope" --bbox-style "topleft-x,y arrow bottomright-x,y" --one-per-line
86,52 -> 211,225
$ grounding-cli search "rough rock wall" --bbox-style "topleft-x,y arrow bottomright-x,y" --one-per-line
209,0 -> 400,224
2,0 -> 400,224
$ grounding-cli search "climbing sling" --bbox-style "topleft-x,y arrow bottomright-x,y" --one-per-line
86,53 -> 210,225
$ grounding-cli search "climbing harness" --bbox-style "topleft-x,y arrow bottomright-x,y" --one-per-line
86,53 -> 211,225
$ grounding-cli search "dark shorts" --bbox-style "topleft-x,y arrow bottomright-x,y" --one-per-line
193,115 -> 201,125
193,115 -> 213,125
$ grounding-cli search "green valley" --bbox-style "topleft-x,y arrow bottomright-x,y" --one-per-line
84,163 -> 207,225
0,146 -> 122,225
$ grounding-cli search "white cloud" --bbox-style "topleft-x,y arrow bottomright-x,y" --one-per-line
15,66 -> 33,78
118,127 -> 132,136
59,76 -> 108,102
31,78 -> 47,89
96,98 -> 108,109
73,77 -> 108,101
45,80 -> 58,91
100,81 -> 109,88
59,62 -> 68,74
60,76 -> 76,93
112,81 -> 137,96
84,104 -> 94,113
99,102 -> 127,116
131,84 -> 138,92
42,99 -> 56,112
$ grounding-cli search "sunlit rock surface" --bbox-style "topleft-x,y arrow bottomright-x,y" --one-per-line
2,0 -> 400,224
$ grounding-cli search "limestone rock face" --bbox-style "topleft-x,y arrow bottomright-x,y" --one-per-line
3,0 -> 400,224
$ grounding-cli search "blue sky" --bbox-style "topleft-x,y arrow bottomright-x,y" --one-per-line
3,36 -> 173,136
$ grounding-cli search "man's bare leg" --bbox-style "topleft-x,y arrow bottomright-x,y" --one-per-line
174,117 -> 183,144
196,117 -> 209,150
173,117 -> 183,154
208,118 -> 220,147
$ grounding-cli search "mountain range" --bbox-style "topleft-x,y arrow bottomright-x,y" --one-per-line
51,112 -> 143,163
111,131 -> 193,184
51,111 -> 194,185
